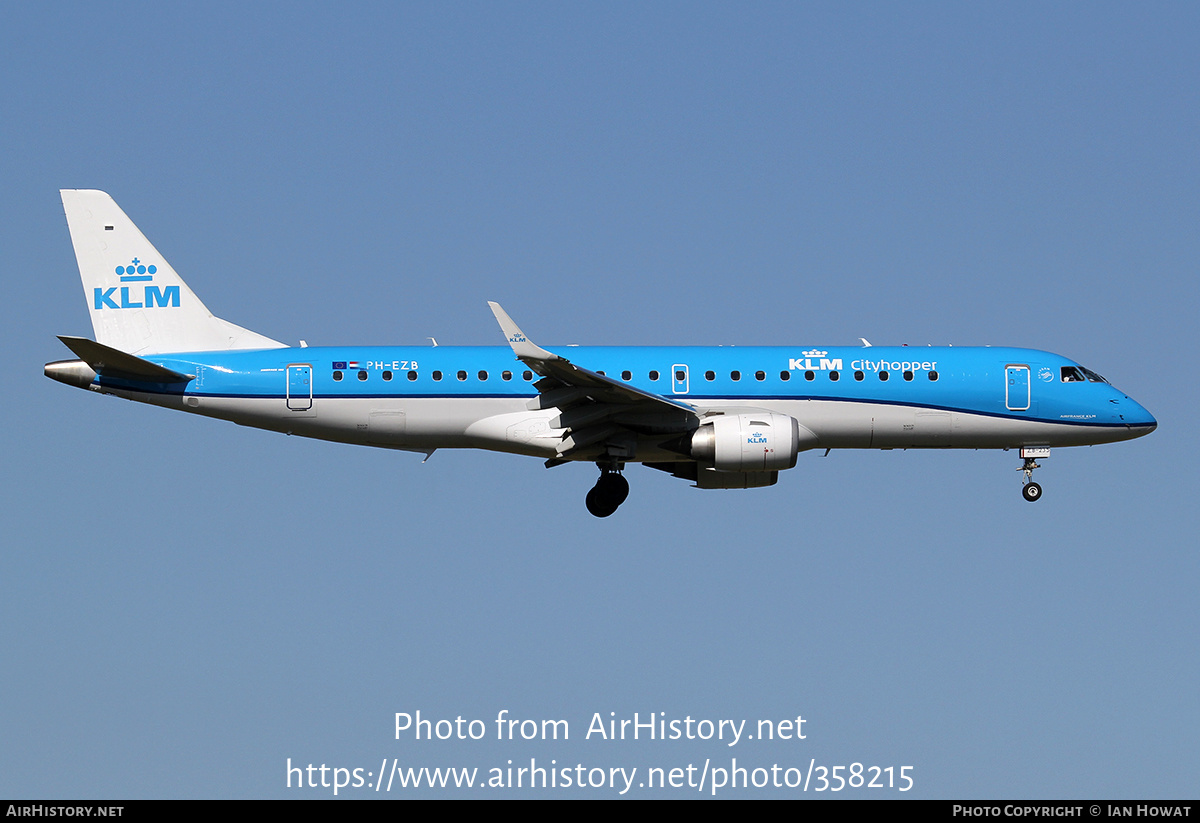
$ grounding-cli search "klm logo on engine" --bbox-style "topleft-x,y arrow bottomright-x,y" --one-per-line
94,258 -> 180,310
789,349 -> 843,371
747,431 -> 768,444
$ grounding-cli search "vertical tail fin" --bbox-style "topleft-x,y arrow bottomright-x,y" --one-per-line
60,189 -> 285,355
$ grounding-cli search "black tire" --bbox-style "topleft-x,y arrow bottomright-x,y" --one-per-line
1022,482 -> 1042,502
600,473 -> 630,505
586,485 -> 618,517
587,473 -> 629,517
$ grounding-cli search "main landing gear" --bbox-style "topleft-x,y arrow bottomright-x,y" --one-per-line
586,464 -> 629,518
1017,447 -> 1049,502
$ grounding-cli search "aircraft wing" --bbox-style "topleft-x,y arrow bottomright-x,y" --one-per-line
488,302 -> 698,463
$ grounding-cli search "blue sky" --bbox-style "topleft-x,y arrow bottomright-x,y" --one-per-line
2,2 -> 1197,798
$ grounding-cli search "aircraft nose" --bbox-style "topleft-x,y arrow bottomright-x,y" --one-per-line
1121,396 -> 1157,436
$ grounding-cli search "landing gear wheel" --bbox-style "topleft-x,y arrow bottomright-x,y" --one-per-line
599,473 -> 629,505
585,471 -> 629,517
585,486 -> 615,518
1022,482 -> 1042,502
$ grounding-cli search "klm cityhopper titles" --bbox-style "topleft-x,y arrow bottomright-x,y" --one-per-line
46,190 -> 1157,517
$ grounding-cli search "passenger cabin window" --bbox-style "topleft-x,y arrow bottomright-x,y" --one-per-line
755,371 -> 765,381
730,370 -> 741,381
457,370 -> 467,381
649,370 -> 660,381
779,371 -> 790,381
382,371 -> 393,381
357,370 -> 368,381
502,371 -> 512,381
804,371 -> 814,381
854,371 -> 864,381
829,371 -> 840,381
433,371 -> 443,381
903,370 -> 913,381
879,370 -> 889,381
333,370 -> 343,381
929,371 -> 939,381
675,370 -> 686,382
407,371 -> 417,381
705,371 -> 715,381
622,370 -> 632,381
523,371 -> 533,381
478,370 -> 488,381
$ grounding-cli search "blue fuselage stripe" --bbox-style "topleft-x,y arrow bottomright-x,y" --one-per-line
106,343 -> 1153,430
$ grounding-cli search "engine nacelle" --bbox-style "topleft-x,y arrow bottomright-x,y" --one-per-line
689,412 -> 810,472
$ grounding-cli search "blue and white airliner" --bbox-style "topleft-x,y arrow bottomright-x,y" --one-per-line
46,190 -> 1157,516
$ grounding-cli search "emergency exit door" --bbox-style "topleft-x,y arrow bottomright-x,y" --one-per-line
672,364 -> 689,394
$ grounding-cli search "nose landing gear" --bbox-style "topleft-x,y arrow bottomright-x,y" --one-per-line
1017,447 -> 1049,502
586,465 -> 629,518
1021,478 -> 1042,502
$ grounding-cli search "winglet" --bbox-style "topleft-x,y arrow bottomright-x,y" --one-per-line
487,302 -> 562,362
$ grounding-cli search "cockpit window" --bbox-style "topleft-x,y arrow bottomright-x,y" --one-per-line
1063,365 -> 1108,384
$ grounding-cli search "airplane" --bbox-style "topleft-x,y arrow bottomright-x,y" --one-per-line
46,190 -> 1157,516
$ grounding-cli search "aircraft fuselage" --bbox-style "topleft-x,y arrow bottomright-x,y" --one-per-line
51,343 -> 1155,459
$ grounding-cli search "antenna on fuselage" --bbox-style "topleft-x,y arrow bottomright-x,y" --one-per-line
428,337 -> 438,347
860,338 -> 872,347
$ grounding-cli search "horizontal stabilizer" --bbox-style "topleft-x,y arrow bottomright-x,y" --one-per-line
57,335 -> 194,383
